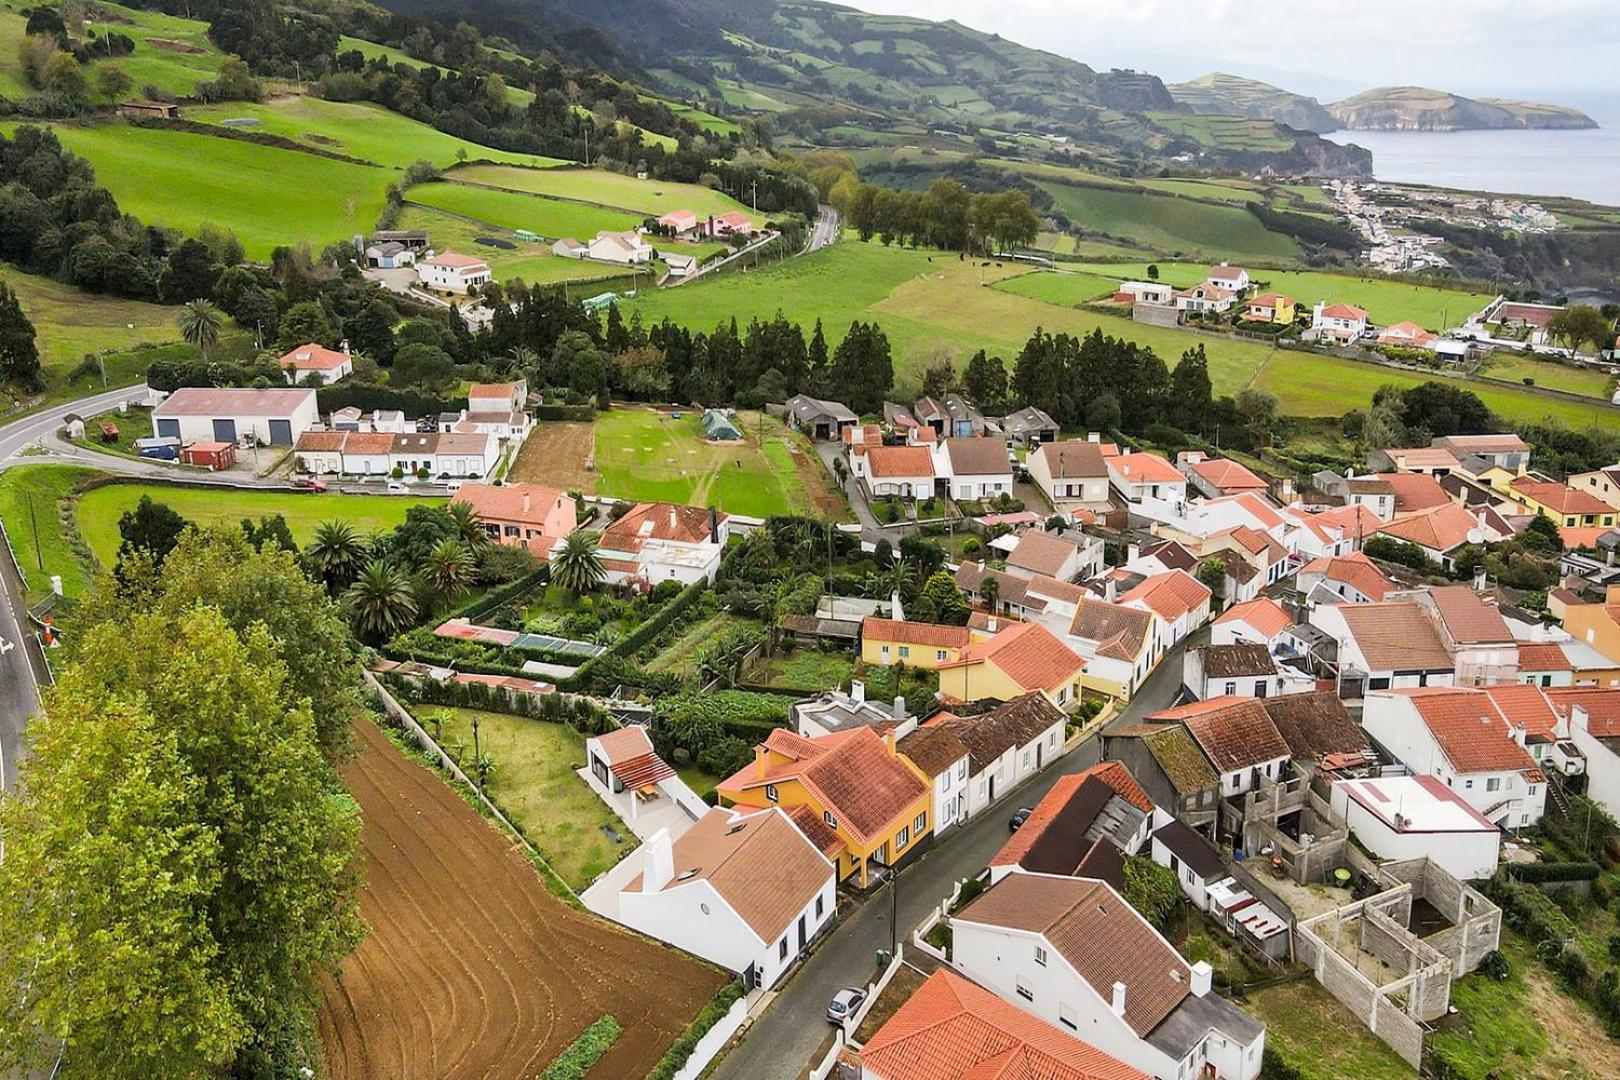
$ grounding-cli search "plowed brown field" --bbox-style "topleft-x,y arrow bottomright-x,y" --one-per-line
318,718 -> 725,1078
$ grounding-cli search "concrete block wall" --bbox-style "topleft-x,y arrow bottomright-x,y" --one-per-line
1370,995 -> 1424,1069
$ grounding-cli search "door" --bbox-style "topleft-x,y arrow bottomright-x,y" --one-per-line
156,418 -> 181,440
268,419 -> 293,445
1036,741 -> 1044,769
988,773 -> 997,802
211,418 -> 237,443
797,915 -> 807,951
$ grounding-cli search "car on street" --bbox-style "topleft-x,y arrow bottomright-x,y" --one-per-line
293,478 -> 327,491
445,480 -> 463,492
386,480 -> 410,493
827,987 -> 866,1025
1009,807 -> 1032,831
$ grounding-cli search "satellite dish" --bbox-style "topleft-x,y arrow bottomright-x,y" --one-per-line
1466,529 -> 1484,545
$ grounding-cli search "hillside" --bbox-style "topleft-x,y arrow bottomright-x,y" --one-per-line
1329,86 -> 1597,131
1168,73 -> 1340,134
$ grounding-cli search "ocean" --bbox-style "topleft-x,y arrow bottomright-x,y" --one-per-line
1323,96 -> 1620,206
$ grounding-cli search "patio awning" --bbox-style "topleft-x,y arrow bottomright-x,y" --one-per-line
610,752 -> 675,790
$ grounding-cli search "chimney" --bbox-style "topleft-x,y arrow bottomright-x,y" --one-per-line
893,695 -> 906,722
892,589 -> 906,622
1110,981 -> 1128,1018
522,490 -> 532,515
642,829 -> 674,893
1509,722 -> 1527,747
340,339 -> 351,355
669,507 -> 678,532
1473,566 -> 1487,592
987,617 -> 999,633
1127,542 -> 1140,564
753,743 -> 769,779
1105,577 -> 1117,602
1088,431 -> 1101,443
708,507 -> 720,545
1190,961 -> 1213,998
1608,548 -> 1615,568
851,679 -> 866,704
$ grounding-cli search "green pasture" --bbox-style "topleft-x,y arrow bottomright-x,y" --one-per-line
1,265 -> 181,375
1036,182 -> 1300,262
394,207 -> 641,287
0,465 -> 100,599
447,164 -> 760,225
993,271 -> 1122,306
407,182 -> 643,240
1479,352 -> 1613,400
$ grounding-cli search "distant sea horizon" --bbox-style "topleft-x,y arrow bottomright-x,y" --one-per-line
1324,94 -> 1620,206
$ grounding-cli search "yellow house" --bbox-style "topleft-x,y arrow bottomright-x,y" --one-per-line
1472,463 -> 1524,494
1243,292 -> 1297,325
936,622 -> 1087,711
717,726 -> 932,888
860,617 -> 976,671
1559,586 -> 1620,687
1507,478 -> 1617,530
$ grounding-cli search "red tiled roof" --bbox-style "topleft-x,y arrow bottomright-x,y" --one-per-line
1299,551 -> 1395,601
1320,302 -> 1368,320
1191,457 -> 1268,493
1119,570 -> 1211,623
1560,526 -> 1611,550
605,502 -> 724,545
1379,472 -> 1450,512
454,482 -> 570,526
866,444 -> 935,478
1378,502 -> 1480,553
1511,478 -> 1614,517
421,251 -> 489,269
1549,688 -> 1620,738
862,617 -> 973,650
993,762 -> 1154,869
861,969 -> 1149,1080
295,430 -> 347,452
1483,684 -> 1560,742
1429,585 -> 1513,644
279,342 -> 349,370
1517,641 -> 1573,672
1214,597 -> 1292,639
1160,696 -> 1289,772
1205,492 -> 1285,531
1069,599 -> 1152,662
1006,530 -> 1081,577
1403,689 -> 1539,773
154,387 -> 315,416
785,803 -> 843,860
1108,452 -> 1183,486
594,725 -> 654,764
1338,602 -> 1454,671
342,431 -> 395,454
940,622 -> 1086,692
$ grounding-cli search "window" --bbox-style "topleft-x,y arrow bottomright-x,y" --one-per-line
1058,1003 -> 1077,1031
1224,681 -> 1237,696
895,826 -> 909,850
824,811 -> 838,830
914,811 -> 927,833
899,645 -> 910,659
816,895 -> 824,918
1369,677 -> 1391,691
1486,777 -> 1501,792
1529,784 -> 1539,796
1022,750 -> 1031,769
1465,779 -> 1474,789
1035,945 -> 1048,966
779,937 -> 789,961
765,784 -> 779,803
503,524 -> 520,537
1015,976 -> 1033,1002
1057,687 -> 1067,705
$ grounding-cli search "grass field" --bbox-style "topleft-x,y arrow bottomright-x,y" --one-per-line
75,483 -> 441,567
186,97 -> 567,171
1480,352 -> 1614,399
1,265 -> 181,375
25,123 -> 388,259
0,1 -> 224,101
993,270 -> 1121,306
407,181 -> 644,240
646,611 -> 761,676
0,465 -> 99,599
448,164 -> 761,225
1068,261 -> 1495,329
1035,183 -> 1300,262
395,207 -> 640,287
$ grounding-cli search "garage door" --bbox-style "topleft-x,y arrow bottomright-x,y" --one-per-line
212,418 -> 237,443
268,419 -> 293,446
155,418 -> 181,440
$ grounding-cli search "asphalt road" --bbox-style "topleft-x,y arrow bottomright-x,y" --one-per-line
712,639 -> 1189,1080
806,205 -> 841,254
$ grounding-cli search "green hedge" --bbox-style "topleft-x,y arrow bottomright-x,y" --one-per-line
1507,861 -> 1602,884
453,565 -> 551,623
543,1015 -> 622,1080
317,383 -> 464,418
535,404 -> 597,421
615,579 -> 710,659
645,979 -> 746,1080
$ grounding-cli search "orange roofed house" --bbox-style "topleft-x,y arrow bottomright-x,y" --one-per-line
597,501 -> 729,587
937,621 -> 1088,711
717,726 -> 931,887
279,342 -> 352,385
861,617 -> 976,670
453,482 -> 576,556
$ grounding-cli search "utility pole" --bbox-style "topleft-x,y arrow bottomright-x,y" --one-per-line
471,713 -> 482,785
889,867 -> 899,955
26,494 -> 41,571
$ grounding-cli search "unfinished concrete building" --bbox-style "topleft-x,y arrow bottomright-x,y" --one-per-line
1227,773 -> 1350,885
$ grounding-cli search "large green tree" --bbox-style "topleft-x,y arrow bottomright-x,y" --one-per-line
344,559 -> 418,642
0,280 -> 41,388
0,605 -> 362,1077
550,530 -> 605,595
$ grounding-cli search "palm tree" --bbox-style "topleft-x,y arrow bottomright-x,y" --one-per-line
549,531 -> 605,595
506,345 -> 539,375
421,538 -> 475,608
178,299 -> 223,360
444,501 -> 489,550
866,560 -> 917,603
343,560 -> 418,642
305,520 -> 369,593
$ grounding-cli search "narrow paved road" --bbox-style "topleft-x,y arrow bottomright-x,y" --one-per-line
713,639 -> 1190,1080
806,205 -> 840,254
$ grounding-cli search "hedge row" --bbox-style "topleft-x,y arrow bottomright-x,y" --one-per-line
535,404 -> 597,421
645,979 -> 746,1080
456,565 -> 551,623
1507,861 -> 1602,884
543,1015 -> 622,1080
561,578 -> 710,693
317,383 -> 465,419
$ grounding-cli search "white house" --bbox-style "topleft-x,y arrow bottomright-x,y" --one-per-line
1152,696 -> 1291,798
1206,263 -> 1250,292
1119,570 -> 1212,653
1117,280 -> 1174,306
896,725 -> 972,839
598,502 -> 729,587
1295,552 -> 1395,606
588,230 -> 655,265
930,693 -> 1068,816
934,437 -> 1013,501
1000,528 -> 1103,583
657,209 -> 699,236
469,380 -> 528,414
1150,817 -> 1228,911
1183,644 -> 1286,701
1561,689 -> 1620,821
1028,438 -> 1112,510
616,806 -> 835,990
988,762 -> 1157,885
363,240 -> 415,269
952,873 -> 1266,1080
1330,775 -> 1501,881
583,725 -> 708,832
859,444 -> 936,498
278,342 -> 352,386
1175,284 -> 1238,314
418,251 -> 491,294
1107,452 -> 1188,520
552,237 -> 587,259
1360,688 -> 1547,829
1310,301 -> 1369,344
153,387 -> 318,446
291,430 -> 346,474
1209,597 -> 1292,648
1308,601 -> 1456,698
1067,598 -> 1162,701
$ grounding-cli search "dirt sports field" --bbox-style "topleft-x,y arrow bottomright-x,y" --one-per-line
318,718 -> 725,1078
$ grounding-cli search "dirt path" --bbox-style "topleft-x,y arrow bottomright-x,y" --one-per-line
507,420 -> 598,494
317,718 -> 724,1078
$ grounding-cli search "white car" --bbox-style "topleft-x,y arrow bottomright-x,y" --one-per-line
445,480 -> 463,493
827,987 -> 866,1025
386,480 -> 409,493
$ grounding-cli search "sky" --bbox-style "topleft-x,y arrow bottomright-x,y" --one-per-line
839,0 -> 1620,108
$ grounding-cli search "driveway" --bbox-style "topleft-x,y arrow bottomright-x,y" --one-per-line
709,639 -> 1189,1080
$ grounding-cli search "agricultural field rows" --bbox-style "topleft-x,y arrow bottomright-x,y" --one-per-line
1035,181 -> 1301,261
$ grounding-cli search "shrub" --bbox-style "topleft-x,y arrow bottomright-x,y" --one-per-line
1507,861 -> 1602,884
645,980 -> 746,1080
1477,949 -> 1511,981
542,1015 -> 621,1080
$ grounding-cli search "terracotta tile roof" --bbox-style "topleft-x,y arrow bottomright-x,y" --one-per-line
1517,641 -> 1573,671
1197,643 -> 1276,679
785,803 -> 843,860
958,563 -> 1089,610
342,431 -> 395,454
1006,530 -> 1081,577
1387,447 -> 1461,471
593,725 -> 655,765
861,969 -> 1150,1080
1404,689 -> 1540,774
453,482 -> 570,526
1338,602 -> 1454,671
1510,478 -> 1614,517
1483,684 -> 1560,742
1377,322 -> 1438,346
897,726 -> 970,777
931,693 -> 1065,774
295,430 -> 347,452
1108,452 -> 1184,486
719,727 -> 926,847
940,622 -> 1086,692
1495,302 -> 1559,327
1206,492 -> 1286,531
1140,726 -> 1218,792
421,251 -> 489,270
625,807 -> 829,944
605,502 -> 724,545
1213,597 -> 1292,639
866,444 -> 935,478
1069,599 -> 1152,662
1379,472 -> 1451,512
943,437 -> 1011,477
1378,502 -> 1480,553
1320,302 -> 1368,320
1119,571 -> 1211,623
1208,264 -> 1246,282
1191,457 -> 1268,493
993,761 -> 1155,871
1429,585 -> 1513,644
862,617 -> 973,650
1435,434 -> 1530,455
1160,697 -> 1289,772
1559,526 -> 1610,549
1037,439 -> 1110,479
1299,552 -> 1395,601
1261,692 -> 1369,764
968,609 -> 1022,633
279,342 -> 349,370
955,875 -> 1191,1038
1548,688 -> 1620,738
154,387 -> 315,416
593,725 -> 675,787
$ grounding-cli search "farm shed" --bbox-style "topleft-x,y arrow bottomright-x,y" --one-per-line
153,387 -> 319,446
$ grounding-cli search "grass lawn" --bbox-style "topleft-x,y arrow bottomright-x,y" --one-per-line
0,465 -> 100,599
395,207 -> 640,287
1035,183 -> 1300,262
448,164 -> 760,225
675,764 -> 723,798
1244,977 -> 1411,1080
645,611 -> 760,676
751,648 -> 856,691
1,264 -> 182,376
24,122 -> 388,260
1480,352 -> 1614,399
407,181 -> 643,240
75,483 -> 441,567
68,408 -> 153,460
1069,260 -> 1496,329
430,707 -> 630,889
185,97 -> 567,171
592,408 -> 836,518
993,270 -> 1129,306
